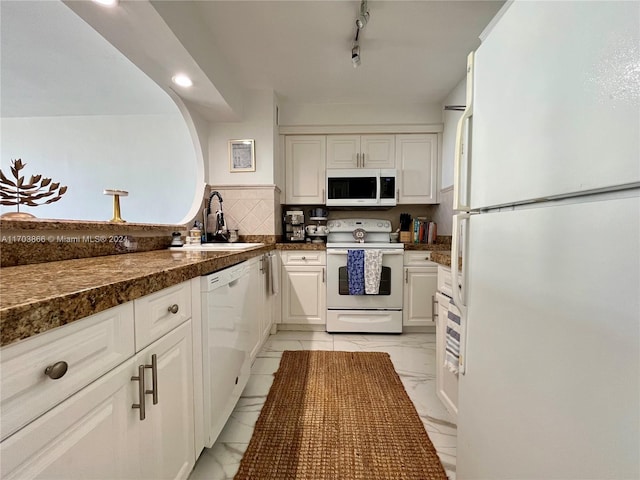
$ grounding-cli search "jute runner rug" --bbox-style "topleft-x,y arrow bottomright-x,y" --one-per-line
235,350 -> 447,480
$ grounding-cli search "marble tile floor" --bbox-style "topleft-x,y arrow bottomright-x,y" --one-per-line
189,331 -> 458,480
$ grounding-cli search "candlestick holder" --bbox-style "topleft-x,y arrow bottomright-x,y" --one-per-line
103,189 -> 128,223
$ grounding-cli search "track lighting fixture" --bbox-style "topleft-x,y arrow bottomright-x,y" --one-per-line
352,43 -> 361,68
355,0 -> 370,29
350,0 -> 369,67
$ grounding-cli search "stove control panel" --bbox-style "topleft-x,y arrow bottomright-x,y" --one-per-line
327,219 -> 391,233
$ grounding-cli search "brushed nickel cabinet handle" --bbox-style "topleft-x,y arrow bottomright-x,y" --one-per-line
432,295 -> 438,320
396,189 -> 400,201
362,153 -> 365,167
356,153 -> 360,168
44,361 -> 68,380
145,354 -> 158,405
322,267 -> 325,283
405,269 -> 408,284
131,364 -> 146,421
168,304 -> 179,314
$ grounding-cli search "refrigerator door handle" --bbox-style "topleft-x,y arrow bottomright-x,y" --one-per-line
453,51 -> 475,212
451,213 -> 469,316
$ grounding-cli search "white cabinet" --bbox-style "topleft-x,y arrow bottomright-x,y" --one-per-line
136,320 -> 194,480
281,251 -> 326,325
0,281 -> 196,480
0,303 -> 135,442
285,136 -> 326,204
0,358 -> 139,480
327,135 -> 395,169
435,266 -> 458,420
396,134 -> 438,204
403,252 -> 438,327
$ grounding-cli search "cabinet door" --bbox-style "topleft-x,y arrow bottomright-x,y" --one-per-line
281,266 -> 326,325
435,292 -> 458,420
327,135 -> 359,168
396,134 -> 438,204
403,267 -> 438,326
247,256 -> 266,362
285,136 -> 326,204
137,321 -> 194,480
0,358 -> 140,480
361,135 -> 395,168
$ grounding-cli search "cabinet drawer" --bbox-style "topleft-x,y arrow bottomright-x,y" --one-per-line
134,280 -> 191,351
437,265 -> 453,297
0,357 -> 138,480
280,251 -> 326,266
404,251 -> 437,267
0,302 -> 135,441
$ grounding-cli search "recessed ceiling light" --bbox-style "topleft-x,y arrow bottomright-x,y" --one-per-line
92,0 -> 119,7
172,74 -> 193,88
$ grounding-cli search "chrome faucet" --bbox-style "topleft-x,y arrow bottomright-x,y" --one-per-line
205,191 -> 228,242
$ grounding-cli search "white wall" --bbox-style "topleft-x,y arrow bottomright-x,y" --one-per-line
1,114 -> 198,224
279,102 -> 443,126
209,89 -> 277,185
441,77 -> 466,188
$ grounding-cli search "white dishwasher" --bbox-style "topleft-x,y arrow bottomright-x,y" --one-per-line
201,261 -> 250,447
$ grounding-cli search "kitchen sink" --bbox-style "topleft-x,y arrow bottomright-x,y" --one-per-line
172,242 -> 264,252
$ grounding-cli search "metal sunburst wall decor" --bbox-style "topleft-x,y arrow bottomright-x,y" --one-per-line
0,158 -> 68,219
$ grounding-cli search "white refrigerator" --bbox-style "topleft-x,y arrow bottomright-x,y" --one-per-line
451,1 -> 640,478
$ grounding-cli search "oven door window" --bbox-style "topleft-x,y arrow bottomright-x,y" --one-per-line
327,176 -> 377,200
338,266 -> 392,295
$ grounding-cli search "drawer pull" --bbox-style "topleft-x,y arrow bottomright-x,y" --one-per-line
145,354 -> 158,405
44,361 -> 68,380
301,256 -> 306,260
131,364 -> 146,421
167,304 -> 179,314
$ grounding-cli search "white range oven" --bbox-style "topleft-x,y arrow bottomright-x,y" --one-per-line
325,219 -> 404,333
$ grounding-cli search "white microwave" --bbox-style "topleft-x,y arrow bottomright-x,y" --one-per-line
326,169 -> 397,207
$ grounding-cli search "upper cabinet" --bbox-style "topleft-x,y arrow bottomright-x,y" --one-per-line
396,134 -> 438,204
285,136 -> 326,205
327,135 -> 395,169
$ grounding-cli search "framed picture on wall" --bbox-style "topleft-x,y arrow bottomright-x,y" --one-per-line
229,139 -> 255,172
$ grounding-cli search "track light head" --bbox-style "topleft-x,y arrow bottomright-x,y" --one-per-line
355,12 -> 369,29
356,0 -> 370,29
351,43 -> 361,68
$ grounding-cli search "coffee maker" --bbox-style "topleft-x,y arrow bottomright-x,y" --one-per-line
283,210 -> 305,242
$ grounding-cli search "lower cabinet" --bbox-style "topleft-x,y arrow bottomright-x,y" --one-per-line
403,253 -> 438,327
136,320 -> 194,480
247,254 -> 275,362
1,284 -> 196,480
0,358 -> 139,479
280,251 -> 326,325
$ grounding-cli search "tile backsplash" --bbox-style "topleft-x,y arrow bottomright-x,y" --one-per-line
206,185 -> 281,236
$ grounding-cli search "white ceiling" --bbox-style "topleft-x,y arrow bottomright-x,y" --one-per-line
187,0 -> 504,105
0,1 -> 177,117
1,0 -> 504,120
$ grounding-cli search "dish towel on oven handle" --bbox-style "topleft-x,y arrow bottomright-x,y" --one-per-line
445,299 -> 462,375
364,249 -> 383,294
347,249 -> 365,295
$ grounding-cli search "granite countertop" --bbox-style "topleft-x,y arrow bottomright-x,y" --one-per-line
0,244 -> 273,348
1,240 -> 458,348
